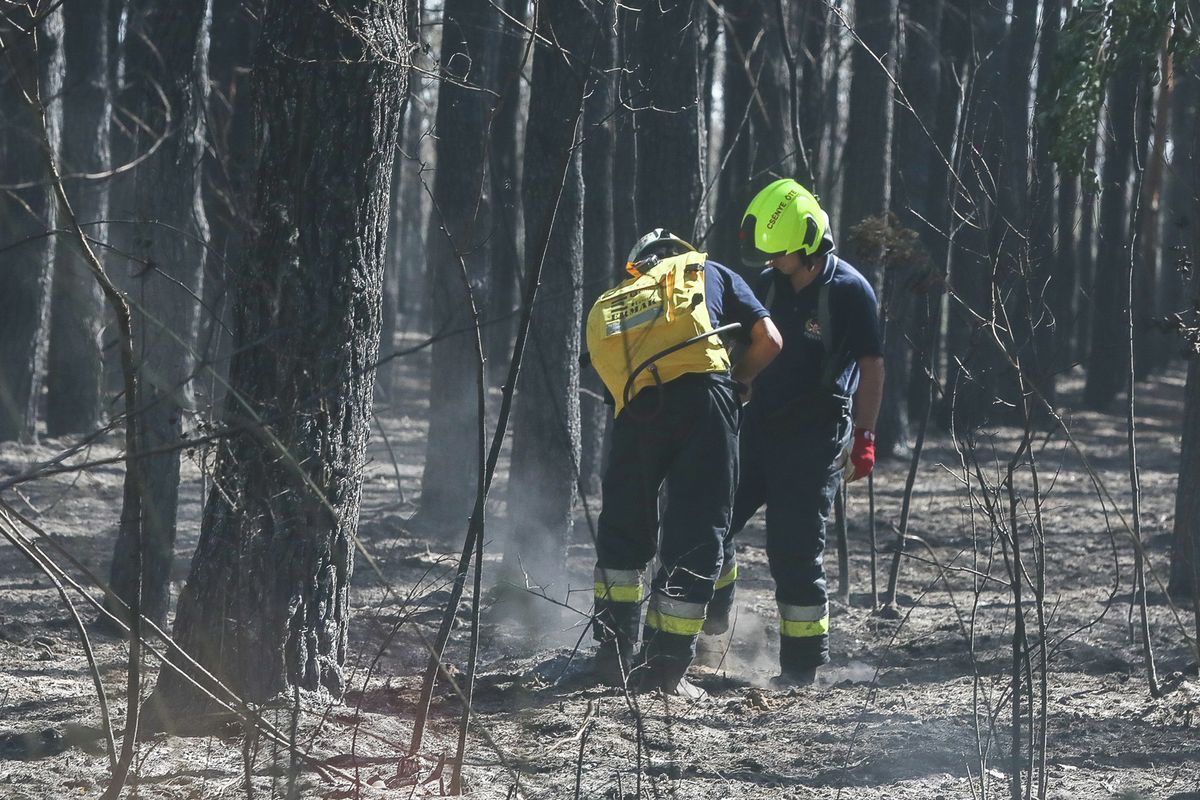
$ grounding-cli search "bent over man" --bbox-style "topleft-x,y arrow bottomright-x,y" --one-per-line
708,179 -> 884,687
586,229 -> 781,697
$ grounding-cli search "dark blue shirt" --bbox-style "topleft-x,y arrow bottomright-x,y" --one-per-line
751,255 -> 882,416
704,259 -> 770,341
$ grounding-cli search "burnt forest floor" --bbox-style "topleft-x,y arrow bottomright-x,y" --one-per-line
1,334 -> 1198,799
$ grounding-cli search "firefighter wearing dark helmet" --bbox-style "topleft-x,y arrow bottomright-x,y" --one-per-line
706,179 -> 884,687
586,228 -> 781,697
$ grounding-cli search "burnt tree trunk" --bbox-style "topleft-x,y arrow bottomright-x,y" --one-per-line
843,0 -> 902,453
580,0 -> 617,496
485,0 -> 530,387
1168,71 -> 1200,603
1030,0 -> 1062,406
632,0 -> 704,239
416,0 -> 496,536
1084,69 -> 1139,409
943,0 -> 1005,431
201,0 -> 262,411
106,0 -> 212,627
893,0 -> 943,428
710,0 -> 757,268
155,0 -> 407,711
504,0 -> 594,584
45,0 -> 111,436
0,6 -> 64,443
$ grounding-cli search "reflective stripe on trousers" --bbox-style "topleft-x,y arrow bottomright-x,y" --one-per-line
714,561 -> 737,591
778,601 -> 830,638
594,566 -> 644,603
645,593 -> 707,636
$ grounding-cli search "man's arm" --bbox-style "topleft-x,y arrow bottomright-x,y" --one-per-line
853,355 -> 885,431
732,317 -> 782,399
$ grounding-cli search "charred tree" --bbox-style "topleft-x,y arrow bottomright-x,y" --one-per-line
0,5 -> 64,443
1084,69 -> 1139,409
105,0 -> 212,627
580,1 -> 617,495
45,0 -> 111,436
943,0 -> 1006,431
632,0 -> 704,239
504,0 -> 595,583
155,0 -> 408,712
201,0 -> 264,409
415,0 -> 497,537
709,0 -> 757,268
842,0 -> 904,454
485,0 -> 530,387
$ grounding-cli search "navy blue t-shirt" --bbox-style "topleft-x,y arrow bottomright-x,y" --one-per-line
703,259 -> 771,343
751,255 -> 882,416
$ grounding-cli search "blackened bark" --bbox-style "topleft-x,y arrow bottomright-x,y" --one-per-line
398,77 -> 429,326
750,2 -> 794,180
1031,0 -> 1062,405
156,0 -> 407,710
943,0 -> 1005,431
580,1 -> 618,495
1085,70 -> 1139,409
106,0 -> 212,627
202,0 -> 263,410
485,0 -> 530,387
1168,72 -> 1199,601
416,0 -> 496,535
710,0 -> 756,268
0,7 -> 64,443
505,0 -> 594,582
841,0 -> 897,249
46,0 -> 111,436
843,0 -> 901,451
613,4 -> 640,250
632,0 -> 704,239
894,0 -> 943,424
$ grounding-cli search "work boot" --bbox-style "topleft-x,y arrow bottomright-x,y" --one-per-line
769,667 -> 817,690
702,612 -> 729,636
694,629 -> 731,668
592,640 -> 633,688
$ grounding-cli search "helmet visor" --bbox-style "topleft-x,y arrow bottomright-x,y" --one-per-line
738,215 -> 785,267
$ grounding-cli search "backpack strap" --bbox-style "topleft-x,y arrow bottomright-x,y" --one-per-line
818,257 -> 839,393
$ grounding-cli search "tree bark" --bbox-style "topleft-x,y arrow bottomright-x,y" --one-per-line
943,0 -> 1005,431
580,0 -> 618,495
843,0 -> 902,451
0,6 -> 64,443
105,0 -> 212,628
155,0 -> 407,711
485,0 -> 530,387
1168,70 -> 1200,602
710,0 -> 756,268
45,0 -> 111,437
632,0 -> 704,239
1084,69 -> 1139,409
416,0 -> 497,536
504,0 -> 594,583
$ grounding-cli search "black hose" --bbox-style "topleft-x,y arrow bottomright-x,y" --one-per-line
620,322 -> 743,414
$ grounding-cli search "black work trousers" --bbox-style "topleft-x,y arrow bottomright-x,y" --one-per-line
592,372 -> 740,674
711,400 -> 851,673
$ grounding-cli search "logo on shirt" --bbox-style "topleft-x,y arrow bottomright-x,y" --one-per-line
804,317 -> 822,341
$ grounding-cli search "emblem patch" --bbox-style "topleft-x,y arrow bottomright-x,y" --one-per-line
804,318 -> 822,341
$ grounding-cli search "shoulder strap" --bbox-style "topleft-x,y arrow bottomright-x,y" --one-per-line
764,279 -> 776,312
818,257 -> 839,391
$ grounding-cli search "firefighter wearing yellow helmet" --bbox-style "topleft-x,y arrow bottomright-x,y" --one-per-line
586,228 -> 782,697
706,179 -> 885,687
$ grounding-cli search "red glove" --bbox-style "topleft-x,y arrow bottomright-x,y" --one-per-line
848,428 -> 875,482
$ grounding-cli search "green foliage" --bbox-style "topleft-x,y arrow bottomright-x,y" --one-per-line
1039,0 -> 1197,178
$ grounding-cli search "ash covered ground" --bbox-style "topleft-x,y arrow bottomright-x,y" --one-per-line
1,341 -> 1198,799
